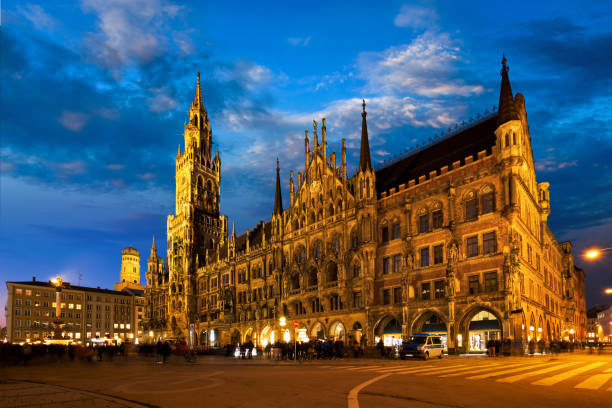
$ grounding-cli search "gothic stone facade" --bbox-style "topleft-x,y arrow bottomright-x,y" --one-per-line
145,59 -> 586,352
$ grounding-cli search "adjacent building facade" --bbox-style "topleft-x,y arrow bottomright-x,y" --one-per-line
145,57 -> 586,352
5,247 -> 146,344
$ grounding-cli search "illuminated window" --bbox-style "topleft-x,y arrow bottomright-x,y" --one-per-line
393,287 -> 402,304
432,210 -> 443,229
420,247 -> 430,267
468,275 -> 479,295
467,236 -> 479,257
391,223 -> 401,239
465,199 -> 478,220
419,214 -> 429,233
421,282 -> 431,300
483,232 -> 497,254
484,272 -> 498,292
114,323 -> 118,329
69,303 -> 74,309
16,288 -> 22,295
434,280 -> 445,299
353,292 -> 362,308
481,193 -> 495,214
25,290 -> 32,296
76,304 -> 82,310
382,257 -> 391,275
392,254 -> 402,273
433,245 -> 444,264
382,289 -> 391,305
126,324 -> 130,329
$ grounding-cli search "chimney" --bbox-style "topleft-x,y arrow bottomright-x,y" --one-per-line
32,276 -> 36,282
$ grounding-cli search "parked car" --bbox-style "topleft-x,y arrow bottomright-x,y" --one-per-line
401,334 -> 444,360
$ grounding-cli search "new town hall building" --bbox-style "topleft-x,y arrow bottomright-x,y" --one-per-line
144,58 -> 586,353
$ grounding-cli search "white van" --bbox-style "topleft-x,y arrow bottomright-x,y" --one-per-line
401,334 -> 444,360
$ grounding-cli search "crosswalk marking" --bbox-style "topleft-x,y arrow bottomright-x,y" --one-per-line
393,364 -> 467,375
345,365 -> 383,371
531,363 -> 607,386
417,363 -> 504,376
497,362 -> 581,383
439,362 -> 529,378
467,362 -> 548,380
574,373 -> 612,390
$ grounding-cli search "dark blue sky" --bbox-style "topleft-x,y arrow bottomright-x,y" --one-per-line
1,1 -> 611,325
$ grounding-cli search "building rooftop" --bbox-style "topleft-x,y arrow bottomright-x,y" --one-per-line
7,279 -> 133,296
375,113 -> 498,196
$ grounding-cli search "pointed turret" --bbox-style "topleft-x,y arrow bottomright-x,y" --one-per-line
273,158 -> 283,215
497,55 -> 519,125
150,235 -> 157,258
359,99 -> 372,172
193,72 -> 204,109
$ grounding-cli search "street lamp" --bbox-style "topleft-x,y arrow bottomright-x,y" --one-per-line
605,289 -> 612,295
584,247 -> 612,260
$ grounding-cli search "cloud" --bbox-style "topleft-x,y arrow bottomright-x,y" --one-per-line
18,4 -> 60,31
214,59 -> 276,91
288,36 -> 311,47
81,0 -> 183,69
147,91 -> 178,113
357,31 -> 484,97
394,4 -> 437,30
58,110 -> 90,132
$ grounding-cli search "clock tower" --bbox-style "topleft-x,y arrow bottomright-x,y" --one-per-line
167,73 -> 227,336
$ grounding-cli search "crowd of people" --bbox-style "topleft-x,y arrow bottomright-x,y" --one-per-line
0,342 -> 129,366
1,337 -> 606,366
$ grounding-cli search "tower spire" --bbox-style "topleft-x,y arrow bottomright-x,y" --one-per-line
359,99 -> 372,171
193,71 -> 203,109
150,235 -> 157,257
497,55 -> 519,125
273,158 -> 283,215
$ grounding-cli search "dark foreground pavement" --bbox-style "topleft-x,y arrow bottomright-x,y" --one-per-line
2,352 -> 612,407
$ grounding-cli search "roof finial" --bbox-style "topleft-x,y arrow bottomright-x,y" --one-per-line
501,54 -> 508,74
362,99 -> 366,113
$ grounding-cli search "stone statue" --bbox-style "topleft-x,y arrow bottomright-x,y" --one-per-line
446,275 -> 457,297
406,253 -> 414,270
448,241 -> 458,264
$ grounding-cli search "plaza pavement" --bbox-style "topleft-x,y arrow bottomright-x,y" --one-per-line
1,351 -> 612,407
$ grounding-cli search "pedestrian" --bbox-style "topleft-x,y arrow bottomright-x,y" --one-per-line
528,339 -> 535,356
162,341 -> 171,363
376,339 -> 385,358
156,340 -> 163,364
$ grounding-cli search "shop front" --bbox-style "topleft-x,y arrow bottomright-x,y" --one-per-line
468,310 -> 501,352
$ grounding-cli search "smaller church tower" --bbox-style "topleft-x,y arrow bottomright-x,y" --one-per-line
114,247 -> 145,291
146,236 -> 164,288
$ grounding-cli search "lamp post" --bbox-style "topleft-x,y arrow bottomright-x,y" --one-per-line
584,247 -> 612,260
50,277 -> 63,340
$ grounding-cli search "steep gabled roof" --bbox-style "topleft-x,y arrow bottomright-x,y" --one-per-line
375,114 -> 498,196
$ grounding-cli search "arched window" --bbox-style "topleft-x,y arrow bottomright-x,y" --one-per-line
328,204 -> 334,217
327,262 -> 338,282
352,262 -> 361,278
312,241 -> 322,260
308,268 -> 318,287
291,273 -> 300,290
350,229 -> 359,248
